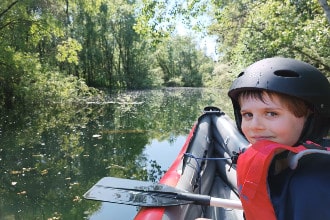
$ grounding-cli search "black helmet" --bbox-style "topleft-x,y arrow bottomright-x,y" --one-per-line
228,57 -> 330,144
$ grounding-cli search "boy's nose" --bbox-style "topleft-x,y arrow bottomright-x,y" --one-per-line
249,116 -> 265,130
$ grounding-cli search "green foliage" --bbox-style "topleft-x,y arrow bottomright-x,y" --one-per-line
0,49 -> 101,107
5,0 -> 329,110
1,49 -> 101,106
56,38 -> 83,65
0,0 -> 219,110
20,70 -> 102,104
134,0 -> 173,43
154,36 -> 214,87
0,0 -> 102,109
145,0 -> 330,78
203,62 -> 233,89
209,0 -> 330,76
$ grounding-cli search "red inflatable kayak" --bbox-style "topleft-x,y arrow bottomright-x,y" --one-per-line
135,107 -> 247,220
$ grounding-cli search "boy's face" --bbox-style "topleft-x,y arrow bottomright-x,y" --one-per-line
239,93 -> 307,146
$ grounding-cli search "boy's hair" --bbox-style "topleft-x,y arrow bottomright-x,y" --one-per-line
238,90 -> 311,118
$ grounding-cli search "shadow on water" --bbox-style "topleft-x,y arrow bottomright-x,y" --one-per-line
0,88 -> 232,219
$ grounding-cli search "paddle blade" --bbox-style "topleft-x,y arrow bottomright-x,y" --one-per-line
83,177 -> 193,207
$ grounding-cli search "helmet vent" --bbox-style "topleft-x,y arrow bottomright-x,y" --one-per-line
237,72 -> 244,77
274,70 -> 300,78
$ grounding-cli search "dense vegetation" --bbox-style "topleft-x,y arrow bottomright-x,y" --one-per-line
139,0 -> 330,74
0,0 -> 329,109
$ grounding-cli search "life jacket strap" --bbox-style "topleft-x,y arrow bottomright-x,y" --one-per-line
288,149 -> 330,169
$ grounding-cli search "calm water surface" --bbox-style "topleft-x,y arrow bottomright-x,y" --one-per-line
0,88 -> 232,220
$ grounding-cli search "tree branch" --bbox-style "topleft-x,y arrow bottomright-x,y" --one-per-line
0,1 -> 19,19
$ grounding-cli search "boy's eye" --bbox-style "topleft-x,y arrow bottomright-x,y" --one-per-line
266,112 -> 278,117
241,112 -> 253,119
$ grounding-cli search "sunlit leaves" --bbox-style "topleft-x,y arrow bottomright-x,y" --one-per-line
56,38 -> 82,65
29,19 -> 65,47
154,36 -> 213,86
0,0 -> 218,106
79,0 -> 103,16
209,0 -> 330,76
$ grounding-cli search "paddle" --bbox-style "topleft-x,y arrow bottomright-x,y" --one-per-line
83,177 -> 243,210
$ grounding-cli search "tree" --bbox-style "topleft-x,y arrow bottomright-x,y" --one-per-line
209,0 -> 330,75
135,0 -> 330,77
0,0 -> 103,109
153,36 -> 213,87
318,0 -> 330,24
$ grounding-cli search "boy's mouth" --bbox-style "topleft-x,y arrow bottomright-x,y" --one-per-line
250,136 -> 274,142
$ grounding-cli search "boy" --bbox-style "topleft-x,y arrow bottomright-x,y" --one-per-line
228,57 -> 330,220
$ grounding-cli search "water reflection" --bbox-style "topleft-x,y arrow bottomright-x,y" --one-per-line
0,88 -> 231,219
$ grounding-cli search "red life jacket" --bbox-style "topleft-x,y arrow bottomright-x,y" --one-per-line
236,140 -> 312,220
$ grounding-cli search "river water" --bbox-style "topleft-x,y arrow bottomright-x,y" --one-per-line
0,88 -> 233,220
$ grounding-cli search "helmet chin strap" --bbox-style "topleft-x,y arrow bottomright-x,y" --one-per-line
296,113 -> 330,146
295,114 -> 313,146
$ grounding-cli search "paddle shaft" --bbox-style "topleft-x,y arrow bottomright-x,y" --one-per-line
210,197 -> 243,209
178,192 -> 242,209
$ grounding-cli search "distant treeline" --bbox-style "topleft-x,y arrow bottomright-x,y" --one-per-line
0,0 -> 329,108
